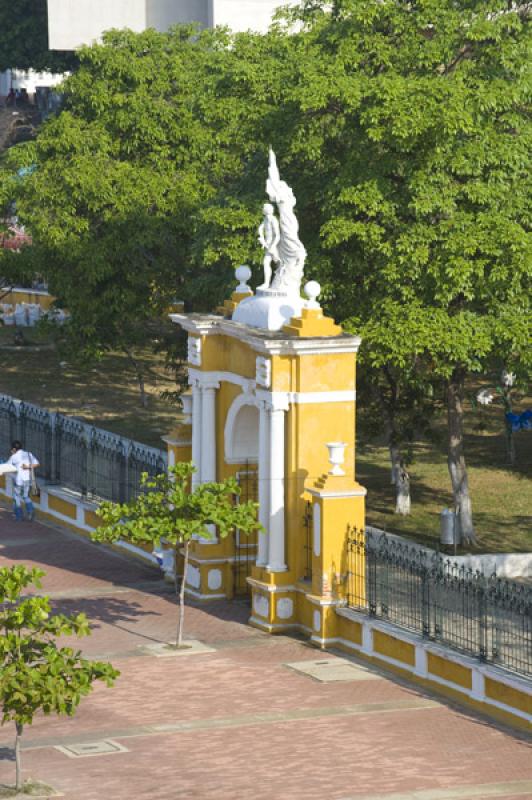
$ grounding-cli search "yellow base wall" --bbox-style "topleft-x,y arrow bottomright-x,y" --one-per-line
1,288 -> 55,310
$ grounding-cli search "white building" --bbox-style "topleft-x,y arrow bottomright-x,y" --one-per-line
0,69 -> 64,100
47,0 -> 291,51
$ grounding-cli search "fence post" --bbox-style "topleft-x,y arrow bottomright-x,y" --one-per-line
49,413 -> 57,483
118,439 -> 127,503
478,573 -> 488,663
13,398 -> 22,443
81,427 -> 90,499
367,532 -> 377,616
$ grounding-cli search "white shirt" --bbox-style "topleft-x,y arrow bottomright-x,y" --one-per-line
7,450 -> 39,486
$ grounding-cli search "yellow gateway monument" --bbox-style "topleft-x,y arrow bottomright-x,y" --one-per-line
167,149 -> 366,645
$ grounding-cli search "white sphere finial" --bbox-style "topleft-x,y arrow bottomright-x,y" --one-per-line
235,265 -> 252,293
304,280 -> 321,309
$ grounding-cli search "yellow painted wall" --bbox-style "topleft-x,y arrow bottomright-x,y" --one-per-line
373,630 -> 416,667
1,289 -> 55,310
48,494 -> 77,520
427,653 -> 472,690
485,677 -> 532,715
336,613 -> 363,646
295,352 -> 356,394
84,510 -> 102,529
201,335 -> 257,377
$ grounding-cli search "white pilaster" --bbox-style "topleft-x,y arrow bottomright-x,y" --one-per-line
267,401 -> 288,572
191,381 -> 202,489
200,384 -> 218,484
199,379 -> 219,543
257,401 -> 270,566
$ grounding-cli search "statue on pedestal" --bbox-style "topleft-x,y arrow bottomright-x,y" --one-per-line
258,149 -> 306,295
233,149 -> 307,330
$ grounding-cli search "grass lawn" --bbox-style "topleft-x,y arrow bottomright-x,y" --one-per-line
1,325 -> 530,554
358,430 -> 531,555
0,326 -> 179,448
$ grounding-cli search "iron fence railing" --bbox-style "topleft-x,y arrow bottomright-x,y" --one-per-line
346,529 -> 532,679
0,394 -> 166,503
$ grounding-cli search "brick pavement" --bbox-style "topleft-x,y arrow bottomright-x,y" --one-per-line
0,504 -> 531,800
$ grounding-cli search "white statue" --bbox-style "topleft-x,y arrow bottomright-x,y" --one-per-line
263,148 -> 306,294
257,203 -> 280,289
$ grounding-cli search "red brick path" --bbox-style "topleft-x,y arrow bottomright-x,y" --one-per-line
0,505 -> 531,800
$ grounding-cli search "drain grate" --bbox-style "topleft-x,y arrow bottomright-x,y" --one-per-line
284,657 -> 382,683
55,740 -> 128,758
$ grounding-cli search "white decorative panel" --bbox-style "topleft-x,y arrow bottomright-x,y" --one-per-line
255,356 -> 271,388
313,503 -> 321,557
313,610 -> 321,632
276,597 -> 293,620
187,336 -> 202,366
207,569 -> 222,591
253,594 -> 269,619
186,564 -> 201,589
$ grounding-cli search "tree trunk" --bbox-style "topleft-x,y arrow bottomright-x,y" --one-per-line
505,421 -> 516,467
123,347 -> 149,409
15,722 -> 23,792
389,441 -> 401,485
395,462 -> 411,515
447,368 -> 476,545
176,539 -> 189,648
502,391 -> 516,467
383,403 -> 412,515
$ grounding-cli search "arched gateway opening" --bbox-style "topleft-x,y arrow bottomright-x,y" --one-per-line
225,395 -> 260,596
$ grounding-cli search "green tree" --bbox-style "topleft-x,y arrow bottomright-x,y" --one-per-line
94,462 -> 259,647
270,0 -> 531,543
0,565 -> 118,793
1,25 -> 276,398
4,6 -> 530,542
0,0 -> 77,72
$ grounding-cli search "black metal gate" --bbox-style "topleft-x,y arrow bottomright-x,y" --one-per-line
233,463 -> 258,598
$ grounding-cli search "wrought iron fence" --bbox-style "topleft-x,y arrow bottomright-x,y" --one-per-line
346,529 -> 532,679
0,394 -> 167,503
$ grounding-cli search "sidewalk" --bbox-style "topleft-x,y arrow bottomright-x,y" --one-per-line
0,504 -> 531,800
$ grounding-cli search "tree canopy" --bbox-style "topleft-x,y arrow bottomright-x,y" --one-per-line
0,565 -> 118,791
0,0 -> 77,73
2,0 -> 530,537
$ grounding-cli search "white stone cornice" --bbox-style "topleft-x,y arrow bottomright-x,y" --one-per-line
170,313 -> 362,355
169,313 -> 219,335
244,336 -> 362,357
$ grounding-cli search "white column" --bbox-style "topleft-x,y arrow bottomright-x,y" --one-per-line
191,381 -> 202,489
200,383 -> 218,483
267,405 -> 287,572
257,401 -> 270,566
200,380 -> 219,543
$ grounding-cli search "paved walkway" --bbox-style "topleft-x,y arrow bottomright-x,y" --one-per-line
0,504 -> 531,800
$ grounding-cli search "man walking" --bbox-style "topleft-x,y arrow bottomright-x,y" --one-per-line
6,441 -> 39,521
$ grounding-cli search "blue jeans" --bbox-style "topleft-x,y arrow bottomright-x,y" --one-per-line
13,481 -> 33,518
